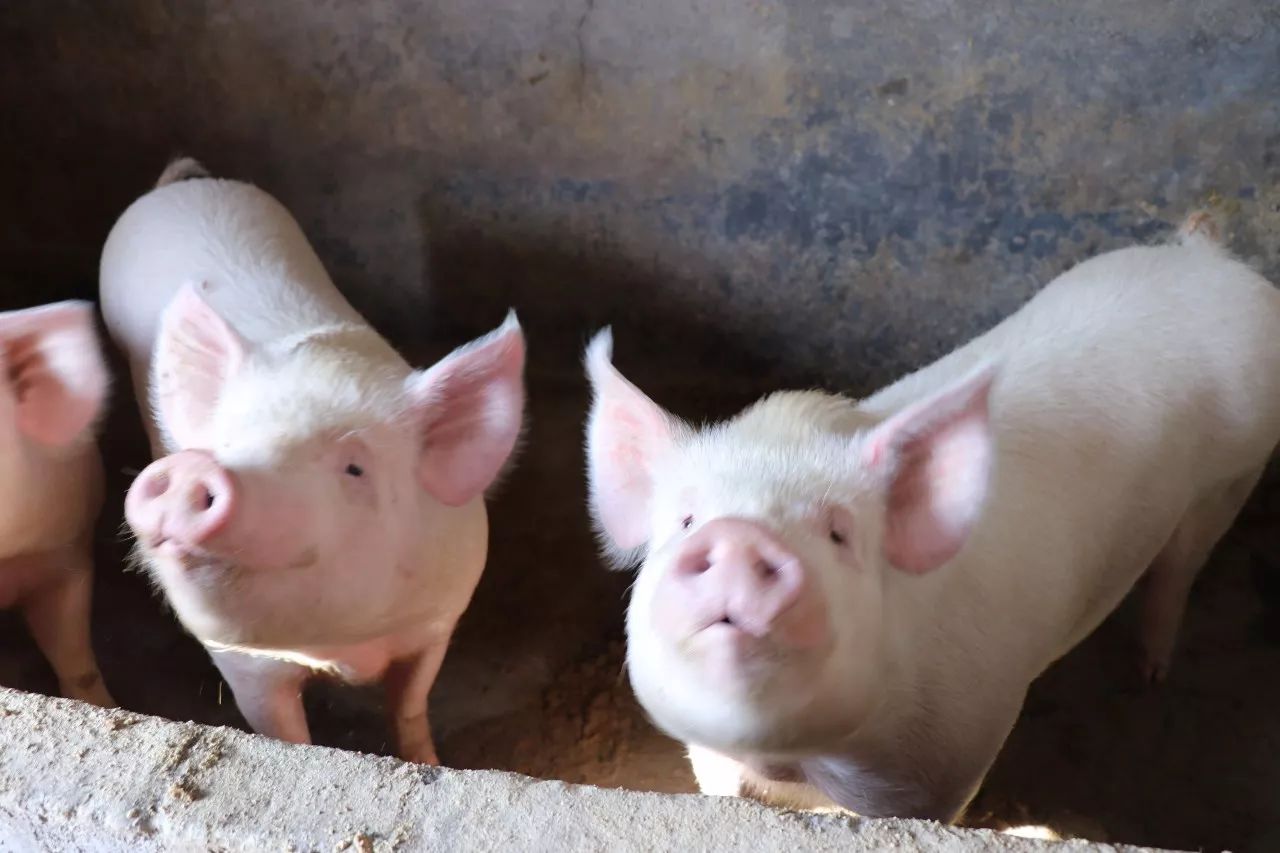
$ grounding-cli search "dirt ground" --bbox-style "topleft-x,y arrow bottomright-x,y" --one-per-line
2,381 -> 1278,853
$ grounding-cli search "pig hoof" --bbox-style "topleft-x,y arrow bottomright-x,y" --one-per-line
69,689 -> 117,708
65,674 -> 117,708
400,743 -> 440,765
1138,654 -> 1170,686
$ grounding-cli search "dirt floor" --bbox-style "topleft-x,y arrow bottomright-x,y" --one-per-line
2,380 -> 1278,853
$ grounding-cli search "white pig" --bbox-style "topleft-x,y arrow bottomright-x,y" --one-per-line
0,301 -> 114,707
99,159 -> 525,764
584,211 -> 1280,820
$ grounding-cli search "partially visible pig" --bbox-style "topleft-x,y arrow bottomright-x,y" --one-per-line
100,159 -> 525,764
0,301 -> 113,707
584,212 -> 1280,820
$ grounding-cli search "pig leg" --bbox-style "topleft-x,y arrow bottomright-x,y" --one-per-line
741,770 -> 842,812
687,744 -> 747,797
688,745 -> 838,810
209,648 -> 312,745
383,640 -> 449,765
1140,466 -> 1265,683
21,553 -> 115,707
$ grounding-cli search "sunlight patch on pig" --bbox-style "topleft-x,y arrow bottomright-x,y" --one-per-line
1001,824 -> 1063,841
202,639 -> 344,679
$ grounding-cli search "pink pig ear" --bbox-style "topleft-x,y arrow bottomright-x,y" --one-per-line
405,311 -> 526,507
0,301 -> 108,447
583,329 -> 680,563
152,283 -> 245,450
861,364 -> 997,575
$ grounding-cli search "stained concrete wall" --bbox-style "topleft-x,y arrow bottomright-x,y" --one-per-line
3,2 -> 1277,387
0,687 -> 1164,852
0,2 -> 1276,851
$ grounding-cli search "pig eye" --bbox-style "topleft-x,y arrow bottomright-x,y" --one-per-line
829,529 -> 847,546
345,463 -> 365,478
681,515 -> 694,530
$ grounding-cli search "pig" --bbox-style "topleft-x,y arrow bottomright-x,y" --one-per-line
583,211 -> 1280,820
0,301 -> 114,707
99,158 -> 525,764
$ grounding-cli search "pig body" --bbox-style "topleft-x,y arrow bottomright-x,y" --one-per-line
0,302 -> 113,707
586,215 -> 1280,819
100,159 -> 525,763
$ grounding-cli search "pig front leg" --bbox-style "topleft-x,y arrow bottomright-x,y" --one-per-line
687,743 -> 747,797
21,552 -> 114,707
687,745 -> 839,811
383,638 -> 450,765
209,647 -> 312,745
1140,466 -> 1264,683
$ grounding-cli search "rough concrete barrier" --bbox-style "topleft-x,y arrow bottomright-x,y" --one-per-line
0,688 -> 1175,852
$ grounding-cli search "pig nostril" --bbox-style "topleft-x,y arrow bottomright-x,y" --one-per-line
755,559 -> 781,580
187,485 -> 216,513
140,472 -> 170,500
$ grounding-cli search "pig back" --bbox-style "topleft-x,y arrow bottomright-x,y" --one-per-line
99,177 -> 368,373
864,240 -> 1280,673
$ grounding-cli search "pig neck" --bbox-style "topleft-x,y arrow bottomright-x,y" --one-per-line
0,440 -> 101,557
835,575 -> 923,746
200,257 -> 371,348
275,320 -> 401,363
768,563 -> 978,817
235,302 -> 414,395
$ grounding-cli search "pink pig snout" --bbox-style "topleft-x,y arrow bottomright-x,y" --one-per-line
126,450 -> 237,553
659,518 -> 825,649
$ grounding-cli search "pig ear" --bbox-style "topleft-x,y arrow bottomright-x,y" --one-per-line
584,329 -> 680,566
152,283 -> 245,449
861,364 -> 997,575
405,311 -> 526,507
0,301 -> 108,447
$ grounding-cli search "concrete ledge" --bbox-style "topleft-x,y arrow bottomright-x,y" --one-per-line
0,688 -> 1169,852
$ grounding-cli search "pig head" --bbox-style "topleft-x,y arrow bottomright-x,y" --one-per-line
584,329 -> 997,815
125,283 -> 525,650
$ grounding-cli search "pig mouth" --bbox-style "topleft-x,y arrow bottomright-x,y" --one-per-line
685,615 -> 787,666
673,617 -> 795,691
697,610 -> 773,641
687,606 -> 829,657
142,537 -> 236,575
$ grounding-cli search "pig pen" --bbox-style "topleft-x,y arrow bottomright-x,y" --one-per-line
1,2 -> 1278,851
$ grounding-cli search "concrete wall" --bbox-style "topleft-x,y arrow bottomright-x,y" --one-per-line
2,2 -> 1276,387
0,687 -> 1162,852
